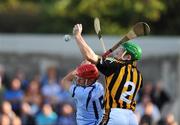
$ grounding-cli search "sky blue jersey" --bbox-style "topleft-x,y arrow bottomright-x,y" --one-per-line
69,81 -> 104,125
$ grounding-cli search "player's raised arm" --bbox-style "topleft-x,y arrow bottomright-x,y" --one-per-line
73,24 -> 99,64
61,70 -> 76,90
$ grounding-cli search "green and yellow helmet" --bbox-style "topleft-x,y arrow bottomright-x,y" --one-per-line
122,41 -> 142,60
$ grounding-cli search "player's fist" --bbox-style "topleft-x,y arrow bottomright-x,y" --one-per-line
73,24 -> 82,36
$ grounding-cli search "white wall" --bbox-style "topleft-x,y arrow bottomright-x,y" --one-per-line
0,34 -> 180,58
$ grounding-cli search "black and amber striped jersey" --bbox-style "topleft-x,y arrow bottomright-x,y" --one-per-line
96,57 -> 143,111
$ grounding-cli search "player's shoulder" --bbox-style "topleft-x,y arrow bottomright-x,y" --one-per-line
92,82 -> 104,97
94,81 -> 102,86
105,57 -> 125,64
94,81 -> 104,91
105,57 -> 116,62
69,81 -> 78,92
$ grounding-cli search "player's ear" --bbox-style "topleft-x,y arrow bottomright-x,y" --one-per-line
123,54 -> 131,60
127,54 -> 132,60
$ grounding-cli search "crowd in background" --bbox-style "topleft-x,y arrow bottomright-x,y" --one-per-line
135,81 -> 178,125
0,65 -> 76,125
0,64 -> 178,125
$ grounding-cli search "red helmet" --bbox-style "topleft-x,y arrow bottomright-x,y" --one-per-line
76,64 -> 99,80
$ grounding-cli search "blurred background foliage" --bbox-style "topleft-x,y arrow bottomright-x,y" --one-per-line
0,0 -> 179,35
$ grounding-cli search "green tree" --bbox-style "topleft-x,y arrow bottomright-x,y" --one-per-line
1,0 -> 180,35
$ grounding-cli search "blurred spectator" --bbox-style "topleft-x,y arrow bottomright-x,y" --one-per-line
15,69 -> 29,90
136,95 -> 161,124
57,103 -> 76,125
0,114 -> 11,125
140,102 -> 157,125
33,73 -> 42,84
11,116 -> 22,125
41,80 -> 62,105
23,80 -> 42,115
1,101 -> 16,119
151,80 -> 170,111
158,113 -> 179,125
36,103 -> 58,125
41,66 -> 62,105
138,81 -> 154,103
41,66 -> 59,86
20,101 -> 36,125
57,80 -> 73,103
3,78 -> 24,115
0,75 -> 6,104
165,113 -> 175,125
140,114 -> 152,125
0,64 -> 10,89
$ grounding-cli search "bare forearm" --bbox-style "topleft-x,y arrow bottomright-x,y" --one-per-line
75,34 -> 99,64
61,70 -> 76,90
73,24 -> 99,64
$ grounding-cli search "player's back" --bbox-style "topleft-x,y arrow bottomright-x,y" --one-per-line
70,81 -> 104,125
97,57 -> 142,110
96,57 -> 143,125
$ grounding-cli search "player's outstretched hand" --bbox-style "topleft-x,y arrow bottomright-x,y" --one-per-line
73,24 -> 82,36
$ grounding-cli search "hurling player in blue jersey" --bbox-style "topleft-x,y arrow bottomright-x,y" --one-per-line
61,62 -> 104,125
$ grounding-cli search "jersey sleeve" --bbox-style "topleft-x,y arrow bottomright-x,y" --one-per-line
69,81 -> 77,97
98,83 -> 104,98
96,57 -> 123,76
90,82 -> 104,100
